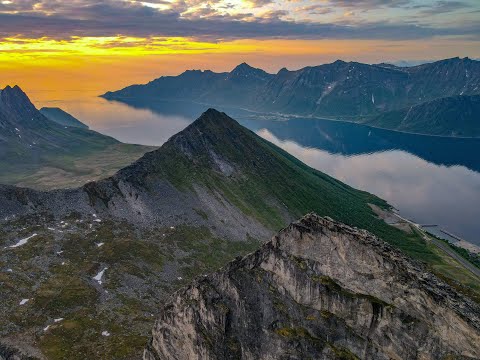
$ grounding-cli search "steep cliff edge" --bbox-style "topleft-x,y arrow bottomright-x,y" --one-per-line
144,214 -> 480,360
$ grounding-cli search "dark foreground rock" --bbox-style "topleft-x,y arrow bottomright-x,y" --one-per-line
144,214 -> 480,360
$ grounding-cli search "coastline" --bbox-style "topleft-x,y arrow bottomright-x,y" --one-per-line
101,95 -> 480,140
370,204 -> 480,255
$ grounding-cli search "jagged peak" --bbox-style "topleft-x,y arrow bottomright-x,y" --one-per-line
0,84 -> 35,109
230,62 -> 268,77
1,84 -> 27,96
232,62 -> 254,71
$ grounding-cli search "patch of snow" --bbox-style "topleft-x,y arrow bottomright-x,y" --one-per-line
6,269 -> 13,272
93,267 -> 108,284
9,233 -> 37,248
19,299 -> 29,305
56,251 -> 63,255
177,277 -> 183,280
170,226 -> 175,230
371,94 -> 375,104
96,242 -> 104,248
93,214 -> 97,218
43,325 -> 51,331
47,227 -> 55,231
15,128 -> 20,132
93,219 -> 101,222
54,318 -> 64,323
61,262 -> 65,266
101,331 -> 111,337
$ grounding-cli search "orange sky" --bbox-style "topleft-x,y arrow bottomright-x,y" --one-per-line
1,1 -> 479,101
2,36 -> 479,103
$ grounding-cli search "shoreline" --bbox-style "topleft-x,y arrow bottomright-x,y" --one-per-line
101,95 -> 480,140
370,204 -> 480,255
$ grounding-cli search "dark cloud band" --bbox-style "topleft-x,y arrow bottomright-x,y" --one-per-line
0,0 -> 478,42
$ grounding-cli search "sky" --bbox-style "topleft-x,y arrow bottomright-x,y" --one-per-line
0,0 -> 479,97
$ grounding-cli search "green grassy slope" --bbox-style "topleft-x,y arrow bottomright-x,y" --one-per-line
364,95 -> 480,137
124,109 -> 479,291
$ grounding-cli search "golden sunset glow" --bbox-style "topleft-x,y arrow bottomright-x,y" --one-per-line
0,0 -> 478,103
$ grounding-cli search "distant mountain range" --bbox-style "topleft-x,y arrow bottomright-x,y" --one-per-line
0,85 -> 153,189
103,57 -> 480,137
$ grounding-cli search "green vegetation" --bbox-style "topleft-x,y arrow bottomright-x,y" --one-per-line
437,238 -> 480,269
145,113 -> 480,300
1,217 -> 261,359
0,143 -> 154,190
165,225 -> 259,278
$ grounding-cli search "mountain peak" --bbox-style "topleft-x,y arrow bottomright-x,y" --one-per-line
178,108 -> 240,136
230,62 -> 269,78
125,108 -> 254,179
0,84 -> 39,121
0,84 -> 29,100
232,62 -> 254,71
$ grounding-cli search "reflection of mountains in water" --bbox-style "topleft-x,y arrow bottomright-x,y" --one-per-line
239,118 -> 480,173
105,97 -> 253,121
107,98 -> 480,174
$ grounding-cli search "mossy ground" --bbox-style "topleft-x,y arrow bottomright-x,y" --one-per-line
0,218 -> 259,359
0,143 -> 154,190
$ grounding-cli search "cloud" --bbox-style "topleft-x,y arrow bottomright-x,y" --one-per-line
417,1 -> 472,15
246,0 -> 274,7
0,0 -> 478,43
324,0 -> 413,9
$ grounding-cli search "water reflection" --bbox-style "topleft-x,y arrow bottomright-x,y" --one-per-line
34,94 -> 480,245
259,130 -> 480,245
240,117 -> 480,174
37,95 -> 194,146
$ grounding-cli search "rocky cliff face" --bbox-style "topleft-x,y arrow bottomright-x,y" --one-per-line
144,214 -> 480,360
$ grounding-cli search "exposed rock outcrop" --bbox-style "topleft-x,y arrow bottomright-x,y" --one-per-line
144,214 -> 480,360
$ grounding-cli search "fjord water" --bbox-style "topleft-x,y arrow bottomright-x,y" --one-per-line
36,92 -> 480,246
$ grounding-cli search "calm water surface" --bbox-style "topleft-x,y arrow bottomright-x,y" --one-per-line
35,92 -> 480,246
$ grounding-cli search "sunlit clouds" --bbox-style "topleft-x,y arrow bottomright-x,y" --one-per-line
0,0 -> 479,95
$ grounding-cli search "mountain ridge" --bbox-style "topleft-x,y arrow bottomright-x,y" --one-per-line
365,94 -> 480,137
40,107 -> 89,129
144,213 -> 480,360
102,57 -> 480,137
